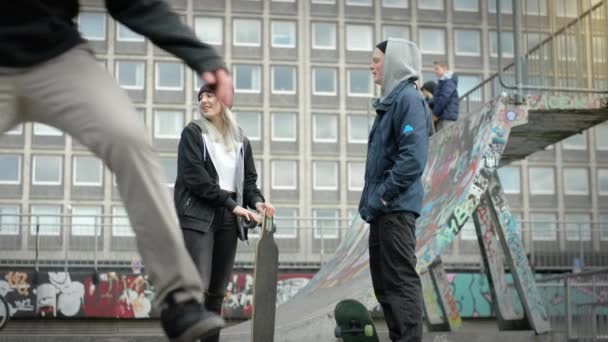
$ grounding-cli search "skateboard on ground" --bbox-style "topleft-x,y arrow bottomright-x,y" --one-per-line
334,299 -> 379,342
250,211 -> 278,342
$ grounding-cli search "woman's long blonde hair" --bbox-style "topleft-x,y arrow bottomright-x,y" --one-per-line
199,102 -> 241,152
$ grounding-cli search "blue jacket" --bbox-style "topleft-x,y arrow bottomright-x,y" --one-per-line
358,80 -> 431,223
431,74 -> 459,121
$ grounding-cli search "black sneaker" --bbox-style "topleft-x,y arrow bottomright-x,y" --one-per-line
160,299 -> 225,342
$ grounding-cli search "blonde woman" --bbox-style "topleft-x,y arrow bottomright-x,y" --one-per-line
174,84 -> 274,342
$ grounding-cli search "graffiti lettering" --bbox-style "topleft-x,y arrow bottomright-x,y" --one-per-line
4,272 -> 29,296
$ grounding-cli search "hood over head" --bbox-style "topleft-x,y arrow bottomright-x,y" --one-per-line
380,38 -> 422,98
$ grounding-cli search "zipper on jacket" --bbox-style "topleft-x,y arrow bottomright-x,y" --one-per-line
184,197 -> 191,211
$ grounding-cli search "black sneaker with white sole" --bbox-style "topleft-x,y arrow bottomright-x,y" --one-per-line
160,299 -> 225,342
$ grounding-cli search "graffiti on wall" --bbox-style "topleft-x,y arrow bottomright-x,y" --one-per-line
527,94 -> 606,111
430,261 -> 462,330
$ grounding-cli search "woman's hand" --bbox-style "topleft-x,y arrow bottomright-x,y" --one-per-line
255,202 -> 276,217
232,206 -> 259,223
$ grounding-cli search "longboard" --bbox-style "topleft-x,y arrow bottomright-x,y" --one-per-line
334,299 -> 379,342
250,212 -> 279,342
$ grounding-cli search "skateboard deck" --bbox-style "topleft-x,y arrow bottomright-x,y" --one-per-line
334,299 -> 379,342
250,212 -> 279,342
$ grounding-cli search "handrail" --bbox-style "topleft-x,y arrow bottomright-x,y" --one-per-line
536,267 -> 608,282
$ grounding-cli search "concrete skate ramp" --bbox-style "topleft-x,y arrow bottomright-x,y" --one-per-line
221,94 -> 607,342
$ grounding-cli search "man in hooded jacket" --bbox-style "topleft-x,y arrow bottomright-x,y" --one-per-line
360,39 -> 430,342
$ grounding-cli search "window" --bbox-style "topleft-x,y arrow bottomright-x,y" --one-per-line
562,133 -> 587,150
312,68 -> 337,96
271,21 -> 296,48
458,75 -> 482,101
234,112 -> 262,141
599,169 -> 608,195
312,22 -> 337,50
592,36 -> 606,63
524,0 -> 547,16
419,28 -> 446,54
71,206 -> 102,237
313,209 -> 339,239
488,0 -> 512,13
454,0 -> 478,12
556,0 -> 577,17
313,114 -> 338,143
383,26 -> 410,40
601,214 -> 608,241
155,62 -> 183,91
313,161 -> 338,190
73,156 -> 102,186
234,65 -> 262,93
348,162 -> 365,191
33,123 -> 62,136
5,124 -> 23,135
525,32 -> 550,60
382,0 -> 408,8
233,19 -> 261,47
194,17 -> 223,45
528,167 -> 555,195
460,217 -> 477,240
557,35 -> 577,61
418,0 -> 443,10
154,110 -> 184,139
490,31 -> 514,57
348,115 -> 371,143
274,208 -> 298,239
112,207 -> 134,237
117,23 -> 144,42
32,155 -> 62,185
272,160 -> 297,190
30,205 -> 61,236
596,122 -> 608,150
497,166 -> 520,194
271,112 -> 297,142
563,168 -> 589,195
565,213 -> 591,241
159,158 -> 177,186
312,0 -> 336,3
530,213 -> 557,241
346,0 -> 372,6
271,66 -> 296,94
78,12 -> 105,41
0,205 -> 19,235
346,25 -> 373,52
348,69 -> 373,97
0,155 -> 21,185
455,30 -> 481,56
116,61 -> 145,90
254,160 -> 262,189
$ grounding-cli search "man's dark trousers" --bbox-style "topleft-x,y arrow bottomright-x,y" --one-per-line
369,211 -> 423,342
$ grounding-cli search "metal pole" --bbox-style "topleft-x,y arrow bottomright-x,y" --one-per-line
512,0 -> 523,103
579,223 -> 584,272
94,216 -> 99,271
35,215 -> 40,272
65,209 -> 71,273
566,277 -> 573,339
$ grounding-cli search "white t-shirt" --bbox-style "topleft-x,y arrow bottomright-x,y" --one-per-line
204,137 -> 238,192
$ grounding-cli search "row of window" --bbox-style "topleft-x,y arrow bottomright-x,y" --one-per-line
0,205 -> 343,239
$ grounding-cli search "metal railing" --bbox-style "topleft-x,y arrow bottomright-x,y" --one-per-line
537,268 -> 608,341
460,0 -> 608,114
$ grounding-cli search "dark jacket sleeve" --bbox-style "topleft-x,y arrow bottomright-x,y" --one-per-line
105,0 -> 225,74
380,92 -> 429,202
243,139 -> 265,209
177,125 -> 234,209
431,79 -> 457,118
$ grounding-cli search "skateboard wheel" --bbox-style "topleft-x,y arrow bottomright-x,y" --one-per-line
335,326 -> 342,338
364,325 -> 374,337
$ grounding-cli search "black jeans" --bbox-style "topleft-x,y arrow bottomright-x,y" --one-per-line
369,212 -> 423,342
182,206 -> 238,342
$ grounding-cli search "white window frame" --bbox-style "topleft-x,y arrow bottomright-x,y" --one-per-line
73,156 -> 103,187
0,155 -> 21,185
453,0 -> 479,12
313,161 -> 339,191
563,168 -> 589,195
159,158 -> 177,187
33,123 -> 63,136
312,68 -> 337,96
271,160 -> 297,190
235,112 -> 262,141
564,214 -> 592,242
488,0 -> 513,14
418,0 -> 444,10
155,62 -> 184,91
347,69 -> 373,97
78,12 -> 106,41
382,25 -> 410,41
596,123 -> 608,151
32,155 -> 62,186
346,0 -> 372,6
274,209 -> 298,239
271,113 -> 297,142
599,169 -> 608,196
112,206 -> 135,237
115,61 -> 145,90
562,132 -> 587,150
528,167 -> 555,195
271,66 -> 297,95
454,29 -> 481,56
154,110 -> 184,139
382,0 -> 408,8
313,209 -> 339,239
30,205 -> 62,237
5,124 -> 23,135
347,162 -> 365,191
557,35 -> 577,62
497,166 -> 521,194
312,22 -> 337,50
592,36 -> 607,63
0,205 -> 20,236
194,17 -> 224,46
312,114 -> 338,143
530,213 -> 557,241
346,25 -> 373,52
460,218 -> 478,240
233,19 -> 262,47
116,23 -> 144,42
418,28 -> 446,55
271,21 -> 296,48
524,0 -> 547,16
348,116 -> 370,144
71,206 -> 102,237
312,0 -> 336,3
233,65 -> 262,94
601,214 -> 608,241
490,31 -> 515,58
